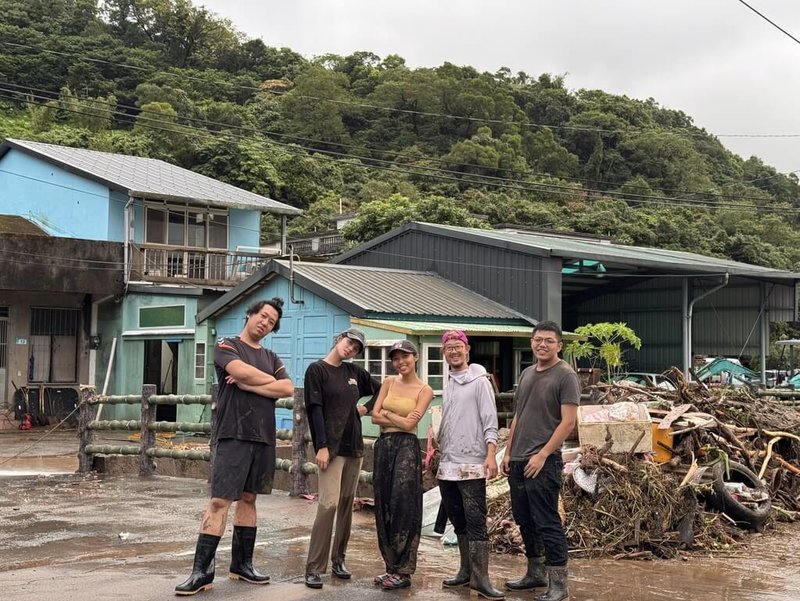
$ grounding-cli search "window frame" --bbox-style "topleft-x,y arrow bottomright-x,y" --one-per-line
138,304 -> 186,329
513,348 -> 534,384
144,203 -> 229,250
352,341 -> 396,380
420,342 -> 448,393
194,341 -> 206,380
28,307 -> 80,384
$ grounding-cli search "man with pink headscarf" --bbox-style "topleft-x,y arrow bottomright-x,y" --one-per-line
437,330 -> 504,600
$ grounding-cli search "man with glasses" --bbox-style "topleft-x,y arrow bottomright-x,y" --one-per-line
500,321 -> 580,601
437,330 -> 504,600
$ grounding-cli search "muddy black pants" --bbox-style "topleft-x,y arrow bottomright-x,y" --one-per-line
438,478 -> 488,541
508,456 -> 568,566
373,432 -> 422,575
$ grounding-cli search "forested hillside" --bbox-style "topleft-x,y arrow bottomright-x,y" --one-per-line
2,0 -> 800,268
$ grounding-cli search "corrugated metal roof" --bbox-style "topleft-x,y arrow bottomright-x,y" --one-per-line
279,260 -> 531,320
427,223 -> 800,278
351,318 -> 535,337
337,222 -> 800,280
1,139 -> 301,215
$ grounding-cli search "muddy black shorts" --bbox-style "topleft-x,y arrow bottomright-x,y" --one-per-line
210,438 -> 275,500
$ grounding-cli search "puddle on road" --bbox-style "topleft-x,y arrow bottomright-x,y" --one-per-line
0,455 -> 77,476
0,472 -> 797,600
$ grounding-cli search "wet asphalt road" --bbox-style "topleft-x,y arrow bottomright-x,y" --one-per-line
0,429 -> 798,601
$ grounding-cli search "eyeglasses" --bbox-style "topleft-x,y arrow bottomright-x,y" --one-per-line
443,345 -> 466,354
531,337 -> 559,346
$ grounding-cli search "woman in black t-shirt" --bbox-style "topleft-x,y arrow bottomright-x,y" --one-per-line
302,328 -> 380,589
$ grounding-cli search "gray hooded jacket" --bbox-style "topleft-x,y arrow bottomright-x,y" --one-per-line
438,363 -> 499,465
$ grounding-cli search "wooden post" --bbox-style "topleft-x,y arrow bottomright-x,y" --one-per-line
290,387 -> 308,497
77,387 -> 98,474
139,384 -> 157,476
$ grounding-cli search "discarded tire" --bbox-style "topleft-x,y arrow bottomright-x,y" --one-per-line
707,461 -> 771,529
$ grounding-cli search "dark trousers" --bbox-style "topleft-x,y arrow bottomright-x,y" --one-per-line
438,478 -> 488,541
508,455 -> 568,566
373,432 -> 422,575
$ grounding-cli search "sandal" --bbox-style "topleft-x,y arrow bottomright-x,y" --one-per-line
380,573 -> 411,590
373,573 -> 390,586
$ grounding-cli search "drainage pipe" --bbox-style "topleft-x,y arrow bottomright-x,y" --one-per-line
683,274 -> 730,379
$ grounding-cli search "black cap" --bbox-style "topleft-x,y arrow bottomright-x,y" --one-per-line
388,339 -> 418,357
340,327 -> 366,351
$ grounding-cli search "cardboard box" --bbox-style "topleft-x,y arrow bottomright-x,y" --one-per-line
577,404 -> 652,454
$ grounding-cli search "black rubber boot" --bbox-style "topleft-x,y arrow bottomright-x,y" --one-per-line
505,555 -> 547,590
442,535 -> 470,588
175,534 -> 220,596
331,559 -> 351,579
535,566 -> 569,601
228,526 -> 270,584
468,541 -> 504,600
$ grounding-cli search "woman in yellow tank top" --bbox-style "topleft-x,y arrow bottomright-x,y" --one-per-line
370,340 -> 434,590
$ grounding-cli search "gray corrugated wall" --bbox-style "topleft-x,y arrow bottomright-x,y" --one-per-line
339,230 -> 560,322
569,277 -> 796,372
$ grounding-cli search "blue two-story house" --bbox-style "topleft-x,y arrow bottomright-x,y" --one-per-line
0,138 -> 300,422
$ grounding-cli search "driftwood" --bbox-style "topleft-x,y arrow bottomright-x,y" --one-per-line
488,375 -> 800,559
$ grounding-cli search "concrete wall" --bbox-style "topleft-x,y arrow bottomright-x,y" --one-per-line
0,235 -> 124,295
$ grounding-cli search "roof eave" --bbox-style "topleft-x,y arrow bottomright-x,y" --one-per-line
196,260 -> 371,324
134,191 -> 302,215
2,139 -> 302,217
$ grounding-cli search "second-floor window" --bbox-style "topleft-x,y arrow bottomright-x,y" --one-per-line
145,206 -> 228,249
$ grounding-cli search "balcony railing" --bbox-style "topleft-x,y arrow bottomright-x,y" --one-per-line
129,243 -> 276,286
287,232 -> 345,257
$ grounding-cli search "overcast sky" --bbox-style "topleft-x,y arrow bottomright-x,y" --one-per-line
199,0 -> 800,174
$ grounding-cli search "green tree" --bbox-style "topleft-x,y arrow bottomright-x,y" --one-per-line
521,128 -> 579,179
288,193 -> 355,235
343,193 -> 486,243
566,322 -> 642,381
618,130 -> 714,195
192,137 -> 285,199
280,65 -> 352,146
442,126 -> 527,178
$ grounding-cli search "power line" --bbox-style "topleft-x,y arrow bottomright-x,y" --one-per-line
5,38 -> 800,141
3,43 -> 800,199
3,85 -> 798,214
0,230 -> 773,278
2,76 -> 798,207
738,1 -> 800,46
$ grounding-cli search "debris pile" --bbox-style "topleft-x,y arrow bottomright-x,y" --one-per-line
488,370 -> 800,558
